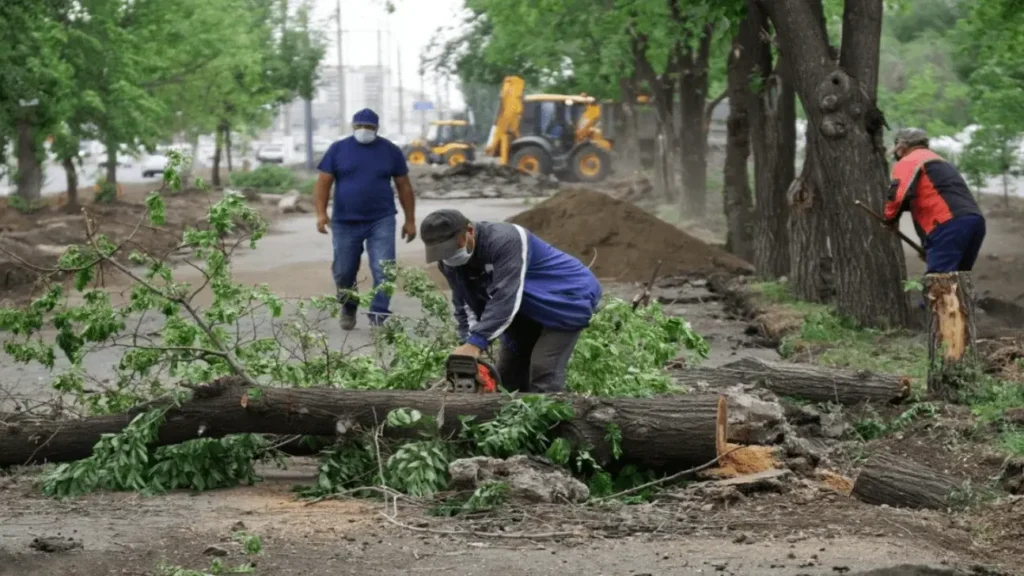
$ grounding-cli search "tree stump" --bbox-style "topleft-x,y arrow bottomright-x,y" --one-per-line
851,452 -> 960,510
924,272 -> 978,402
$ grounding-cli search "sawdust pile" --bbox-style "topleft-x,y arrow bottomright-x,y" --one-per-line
508,188 -> 753,282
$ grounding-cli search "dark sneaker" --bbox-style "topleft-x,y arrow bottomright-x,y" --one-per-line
340,311 -> 357,331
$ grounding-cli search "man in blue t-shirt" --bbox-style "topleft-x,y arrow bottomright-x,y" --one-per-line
314,108 -> 417,330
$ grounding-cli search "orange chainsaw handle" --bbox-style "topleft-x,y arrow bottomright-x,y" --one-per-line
476,360 -> 501,393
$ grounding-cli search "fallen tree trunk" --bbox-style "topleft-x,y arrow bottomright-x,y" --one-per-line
1,377 -> 727,470
925,272 -> 978,402
671,357 -> 910,405
851,452 -> 960,510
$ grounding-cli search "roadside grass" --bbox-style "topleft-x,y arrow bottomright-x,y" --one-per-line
228,165 -> 316,195
749,280 -> 1024,457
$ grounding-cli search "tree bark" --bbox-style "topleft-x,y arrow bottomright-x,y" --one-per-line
0,378 -> 729,471
746,3 -> 796,279
925,272 -> 979,402
226,126 -> 234,173
617,75 -> 642,171
15,119 -> 44,202
104,140 -> 118,186
671,357 -> 910,405
61,156 -> 79,211
723,29 -> 755,262
212,122 -> 225,187
677,25 -> 714,218
851,452 -> 960,510
763,0 -> 910,327
788,136 -> 833,302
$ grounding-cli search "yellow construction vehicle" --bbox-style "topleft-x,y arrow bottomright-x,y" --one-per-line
484,76 -> 612,183
404,120 -> 476,167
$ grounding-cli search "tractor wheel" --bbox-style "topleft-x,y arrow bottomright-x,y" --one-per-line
444,150 -> 468,167
406,146 -> 430,166
570,145 -> 610,183
510,146 -> 552,176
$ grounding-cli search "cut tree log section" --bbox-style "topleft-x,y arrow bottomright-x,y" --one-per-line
671,357 -> 910,405
851,452 -> 961,510
925,272 -> 979,402
0,377 -> 728,470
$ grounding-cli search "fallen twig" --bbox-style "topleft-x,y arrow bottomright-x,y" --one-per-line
379,512 -> 581,540
590,446 -> 743,503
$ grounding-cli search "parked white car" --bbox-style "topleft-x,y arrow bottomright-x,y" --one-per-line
141,144 -> 190,177
257,144 -> 286,164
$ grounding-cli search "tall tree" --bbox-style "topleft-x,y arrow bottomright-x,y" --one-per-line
722,17 -> 755,261
762,0 -> 910,327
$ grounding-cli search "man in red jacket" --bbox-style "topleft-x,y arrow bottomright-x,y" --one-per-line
884,128 -> 986,272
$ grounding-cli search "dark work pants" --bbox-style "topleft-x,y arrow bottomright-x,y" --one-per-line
925,214 -> 986,273
496,314 -> 582,394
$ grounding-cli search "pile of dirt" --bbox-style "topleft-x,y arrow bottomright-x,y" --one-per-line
507,188 -> 753,282
0,189 -> 279,299
414,162 -> 560,199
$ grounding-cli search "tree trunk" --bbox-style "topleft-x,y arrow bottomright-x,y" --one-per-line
0,378 -> 729,470
617,75 -> 642,171
764,0 -> 911,327
212,123 -> 225,187
788,136 -> 833,302
925,272 -> 979,402
61,156 -> 79,211
671,357 -> 910,405
746,3 -> 796,279
226,126 -> 234,173
15,119 -> 43,202
723,29 -> 755,262
652,99 -> 680,203
104,139 -> 118,186
677,25 -> 714,218
851,452 -> 960,510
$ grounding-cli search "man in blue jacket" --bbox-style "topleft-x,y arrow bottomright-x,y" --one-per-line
420,209 -> 603,393
314,108 -> 417,330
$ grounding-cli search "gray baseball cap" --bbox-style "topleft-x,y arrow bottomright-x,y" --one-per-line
421,209 -> 471,263
893,127 -> 929,148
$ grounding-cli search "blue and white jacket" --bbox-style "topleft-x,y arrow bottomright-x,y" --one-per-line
438,221 -> 603,350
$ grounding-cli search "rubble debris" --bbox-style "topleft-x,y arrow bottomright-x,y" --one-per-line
30,536 -> 82,553
414,162 -> 560,199
849,566 -> 966,576
508,188 -> 753,282
725,390 -> 788,445
851,452 -> 961,510
449,455 -> 590,504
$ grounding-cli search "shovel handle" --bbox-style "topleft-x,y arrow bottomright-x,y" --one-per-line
853,201 -> 926,259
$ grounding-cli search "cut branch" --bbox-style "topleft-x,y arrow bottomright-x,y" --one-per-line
925,272 -> 979,402
851,452 -> 960,510
0,378 -> 728,469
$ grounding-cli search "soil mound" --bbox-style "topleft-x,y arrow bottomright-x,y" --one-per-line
507,188 -> 753,282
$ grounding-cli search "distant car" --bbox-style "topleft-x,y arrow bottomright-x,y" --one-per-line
257,144 -> 286,164
141,153 -> 168,178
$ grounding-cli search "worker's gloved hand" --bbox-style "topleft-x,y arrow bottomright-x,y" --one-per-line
452,343 -> 481,359
883,218 -> 899,231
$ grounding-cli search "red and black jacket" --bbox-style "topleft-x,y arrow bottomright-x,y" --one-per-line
884,148 -> 981,243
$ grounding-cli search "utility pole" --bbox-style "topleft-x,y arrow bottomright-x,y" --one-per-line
304,97 -> 314,170
377,29 -> 384,129
419,70 -> 427,137
434,75 -> 442,121
397,46 -> 405,138
336,0 -> 345,127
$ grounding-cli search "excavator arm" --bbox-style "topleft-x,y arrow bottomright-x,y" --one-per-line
484,76 -> 526,165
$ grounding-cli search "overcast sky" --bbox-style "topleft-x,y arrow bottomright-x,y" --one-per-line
313,0 -> 467,107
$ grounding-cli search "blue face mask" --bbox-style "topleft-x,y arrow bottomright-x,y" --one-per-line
443,247 -> 472,267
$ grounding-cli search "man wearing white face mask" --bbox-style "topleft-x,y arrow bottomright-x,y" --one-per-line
420,209 -> 602,393
314,108 -> 417,330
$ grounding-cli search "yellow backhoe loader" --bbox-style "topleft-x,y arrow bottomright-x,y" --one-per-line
484,76 -> 613,183
404,120 -> 476,167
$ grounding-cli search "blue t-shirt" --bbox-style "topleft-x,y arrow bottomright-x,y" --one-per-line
317,135 -> 409,223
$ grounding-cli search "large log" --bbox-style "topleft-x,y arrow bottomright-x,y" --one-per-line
671,357 -> 910,405
851,452 -> 960,510
0,377 -> 727,470
925,272 -> 979,402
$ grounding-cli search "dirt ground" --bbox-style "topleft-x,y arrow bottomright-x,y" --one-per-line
3,170 -> 1024,575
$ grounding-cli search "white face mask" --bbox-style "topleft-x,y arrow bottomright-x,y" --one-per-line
443,247 -> 472,267
354,128 -> 377,144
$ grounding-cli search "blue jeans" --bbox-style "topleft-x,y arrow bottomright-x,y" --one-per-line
331,215 -> 396,325
925,214 -> 986,273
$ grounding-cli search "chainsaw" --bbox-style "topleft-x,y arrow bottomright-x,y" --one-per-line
444,354 -> 501,393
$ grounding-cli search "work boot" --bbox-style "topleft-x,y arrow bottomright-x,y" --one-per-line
339,310 -> 357,331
